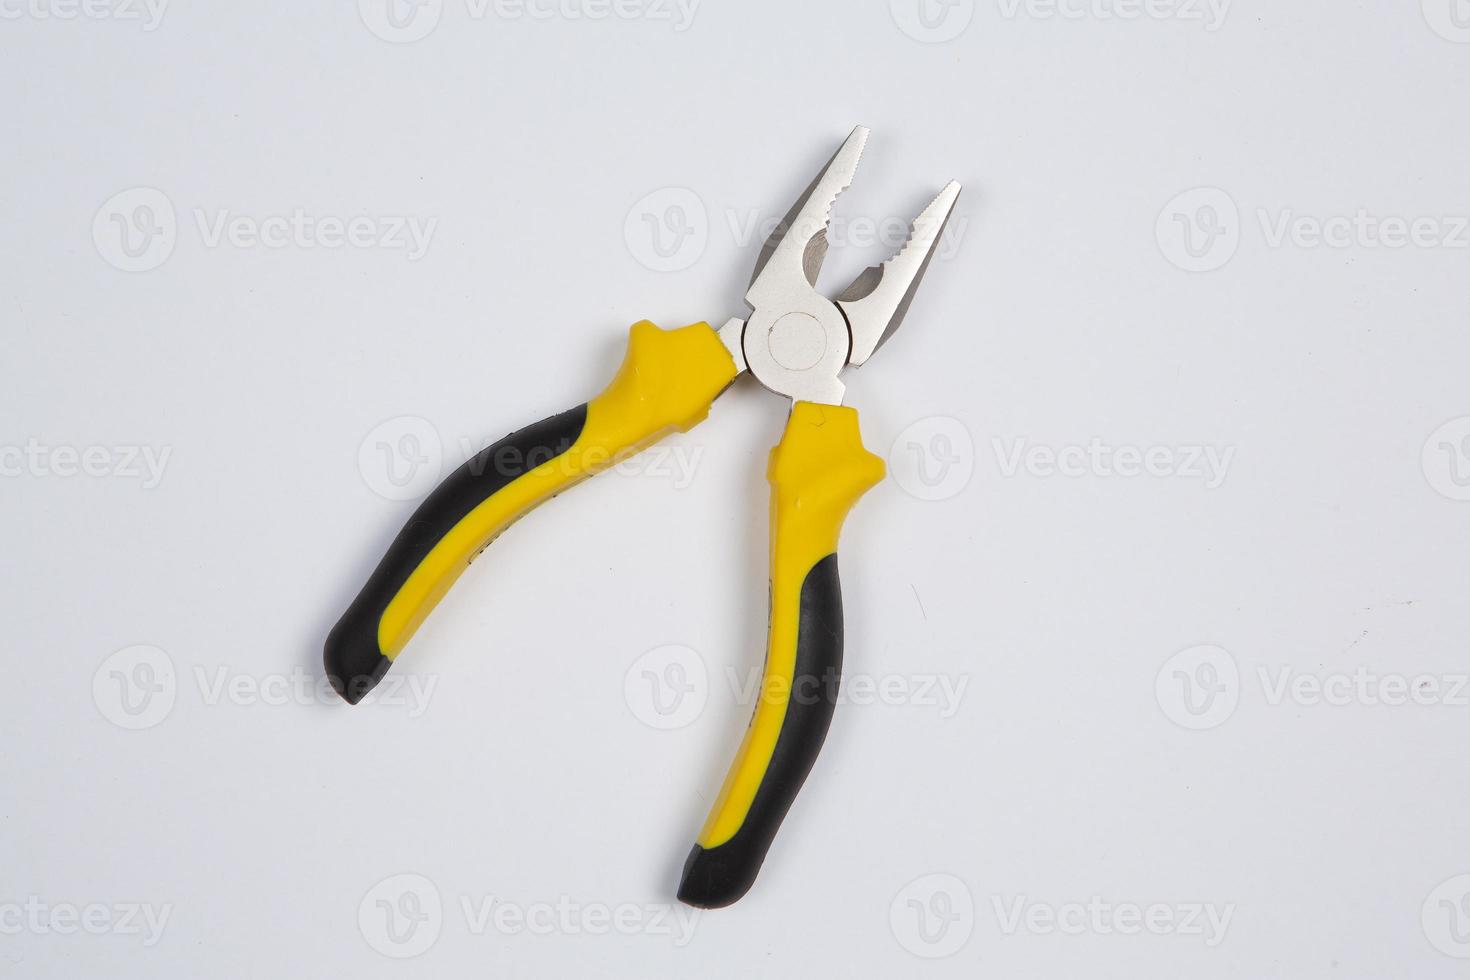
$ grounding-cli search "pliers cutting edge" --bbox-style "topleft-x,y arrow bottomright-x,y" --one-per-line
325,127 -> 961,908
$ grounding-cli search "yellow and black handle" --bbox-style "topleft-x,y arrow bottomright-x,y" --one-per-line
677,402 -> 884,908
325,321 -> 739,704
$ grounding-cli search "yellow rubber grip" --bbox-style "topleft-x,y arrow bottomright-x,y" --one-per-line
696,401 -> 885,848
376,320 -> 739,659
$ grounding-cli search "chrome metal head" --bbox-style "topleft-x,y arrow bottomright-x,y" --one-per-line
737,127 -> 960,405
837,180 -> 961,366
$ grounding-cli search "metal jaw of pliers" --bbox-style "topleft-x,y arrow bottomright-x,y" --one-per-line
324,127 -> 960,908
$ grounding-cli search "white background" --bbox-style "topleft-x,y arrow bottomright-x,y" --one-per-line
3,0 -> 1469,976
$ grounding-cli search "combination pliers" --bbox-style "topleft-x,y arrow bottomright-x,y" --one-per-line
325,127 -> 961,908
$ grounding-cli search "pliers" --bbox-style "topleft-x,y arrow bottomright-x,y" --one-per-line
325,127 -> 961,908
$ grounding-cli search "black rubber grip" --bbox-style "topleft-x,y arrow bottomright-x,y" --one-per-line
677,553 -> 844,909
324,405 -> 588,704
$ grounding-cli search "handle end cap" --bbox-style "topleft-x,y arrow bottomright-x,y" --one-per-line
677,843 -> 760,909
324,622 -> 392,705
